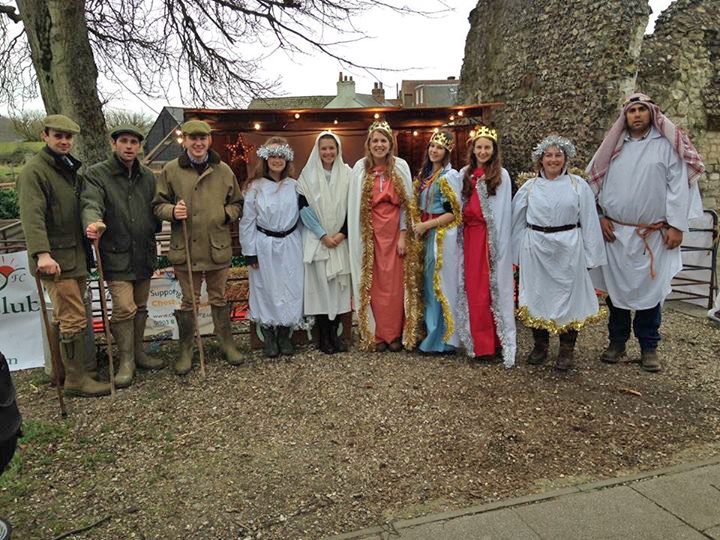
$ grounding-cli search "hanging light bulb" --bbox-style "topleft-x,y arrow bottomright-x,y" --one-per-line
253,122 -> 261,130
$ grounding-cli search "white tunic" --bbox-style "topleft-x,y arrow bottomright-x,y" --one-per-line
512,172 -> 606,330
591,128 -> 703,310
239,177 -> 303,327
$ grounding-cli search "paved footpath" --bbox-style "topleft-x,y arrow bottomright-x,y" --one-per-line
328,456 -> 720,540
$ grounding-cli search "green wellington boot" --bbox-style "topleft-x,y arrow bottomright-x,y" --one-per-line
277,326 -> 295,356
61,333 -> 111,397
110,318 -> 135,388
174,310 -> 194,375
262,326 -> 279,358
134,309 -> 163,370
211,305 -> 243,365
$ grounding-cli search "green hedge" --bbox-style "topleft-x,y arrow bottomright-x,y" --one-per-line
0,188 -> 18,219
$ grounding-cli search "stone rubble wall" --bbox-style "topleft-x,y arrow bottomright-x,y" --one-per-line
459,0 -> 719,220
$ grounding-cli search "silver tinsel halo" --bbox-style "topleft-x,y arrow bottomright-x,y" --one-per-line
531,135 -> 576,162
257,143 -> 294,161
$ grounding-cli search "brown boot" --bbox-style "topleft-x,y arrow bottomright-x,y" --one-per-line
61,333 -> 111,397
211,305 -> 243,365
600,341 -> 626,364
111,318 -> 135,388
640,348 -> 661,372
527,329 -> 549,365
555,330 -> 577,371
134,309 -> 163,370
174,310 -> 194,375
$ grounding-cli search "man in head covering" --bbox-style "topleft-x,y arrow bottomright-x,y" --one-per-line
82,125 -> 163,389
587,92 -> 704,372
152,120 -> 243,374
18,114 -> 111,397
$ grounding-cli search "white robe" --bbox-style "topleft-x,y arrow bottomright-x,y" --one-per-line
347,157 -> 414,343
457,167 -> 517,366
591,128 -> 704,310
297,132 -> 352,319
239,177 -> 304,327
512,172 -> 607,330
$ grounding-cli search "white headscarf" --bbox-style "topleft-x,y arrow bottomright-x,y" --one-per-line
297,131 -> 352,280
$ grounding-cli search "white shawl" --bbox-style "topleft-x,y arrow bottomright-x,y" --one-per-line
297,131 -> 352,281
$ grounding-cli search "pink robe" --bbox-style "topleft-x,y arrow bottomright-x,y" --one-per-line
369,167 -> 404,343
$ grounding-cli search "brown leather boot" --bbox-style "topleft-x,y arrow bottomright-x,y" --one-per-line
527,329 -> 549,365
111,318 -> 135,388
640,348 -> 661,372
555,330 -> 578,371
600,341 -> 626,364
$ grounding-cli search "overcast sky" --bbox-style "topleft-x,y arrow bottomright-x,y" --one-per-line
2,0 -> 675,117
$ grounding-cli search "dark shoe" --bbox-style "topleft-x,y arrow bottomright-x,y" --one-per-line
134,309 -> 163,370
555,344 -> 574,371
211,305 -> 244,365
277,326 -> 295,356
317,316 -> 335,355
262,326 -> 279,358
61,333 -> 111,397
527,330 -> 549,365
174,310 -> 195,375
600,341 -> 626,364
375,342 -> 388,352
329,316 -> 348,352
388,338 -> 403,352
640,349 -> 661,372
110,318 -> 135,388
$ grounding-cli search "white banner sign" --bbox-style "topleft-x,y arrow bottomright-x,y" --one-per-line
146,269 -> 214,339
0,251 -> 45,371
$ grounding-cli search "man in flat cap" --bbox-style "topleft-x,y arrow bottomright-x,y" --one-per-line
18,114 -> 110,397
153,120 -> 243,374
82,125 -> 163,388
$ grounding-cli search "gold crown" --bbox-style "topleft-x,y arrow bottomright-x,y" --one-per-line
430,131 -> 454,151
470,125 -> 498,143
368,120 -> 392,136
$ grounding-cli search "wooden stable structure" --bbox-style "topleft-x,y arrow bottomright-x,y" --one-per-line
176,103 -> 503,188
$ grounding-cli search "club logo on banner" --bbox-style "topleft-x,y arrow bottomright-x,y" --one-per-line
0,251 -> 44,371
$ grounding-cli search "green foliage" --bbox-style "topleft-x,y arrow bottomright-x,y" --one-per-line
0,187 -> 19,219
0,141 -> 45,164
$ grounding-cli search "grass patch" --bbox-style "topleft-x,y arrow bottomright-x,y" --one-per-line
0,141 -> 44,163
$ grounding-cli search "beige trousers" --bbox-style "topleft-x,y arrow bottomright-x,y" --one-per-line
174,268 -> 229,311
44,277 -> 87,335
107,279 -> 151,322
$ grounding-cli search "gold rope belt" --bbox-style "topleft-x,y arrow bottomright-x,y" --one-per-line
606,216 -> 667,279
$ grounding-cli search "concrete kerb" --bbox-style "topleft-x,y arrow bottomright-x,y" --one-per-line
326,455 -> 720,540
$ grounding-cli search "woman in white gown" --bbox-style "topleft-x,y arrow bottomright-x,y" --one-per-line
297,131 -> 352,354
239,136 -> 303,358
511,135 -> 606,370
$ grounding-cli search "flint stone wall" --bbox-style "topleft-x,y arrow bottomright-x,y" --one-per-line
459,0 -> 719,218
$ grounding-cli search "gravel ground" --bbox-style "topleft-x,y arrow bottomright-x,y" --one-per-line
2,307 -> 719,540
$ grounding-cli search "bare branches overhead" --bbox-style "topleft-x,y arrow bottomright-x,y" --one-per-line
0,0 -> 447,108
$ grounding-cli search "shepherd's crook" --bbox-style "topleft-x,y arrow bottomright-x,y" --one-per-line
34,275 -> 67,417
182,219 -> 206,377
92,224 -> 116,397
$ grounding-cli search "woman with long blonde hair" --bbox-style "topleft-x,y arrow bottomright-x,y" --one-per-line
347,121 -> 420,351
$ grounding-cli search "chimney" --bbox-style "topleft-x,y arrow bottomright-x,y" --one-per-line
337,72 -> 356,100
372,82 -> 385,104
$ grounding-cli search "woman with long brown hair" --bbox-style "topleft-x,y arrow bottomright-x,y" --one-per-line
239,136 -> 303,358
347,121 -> 420,351
412,131 -> 462,353
456,127 -> 516,367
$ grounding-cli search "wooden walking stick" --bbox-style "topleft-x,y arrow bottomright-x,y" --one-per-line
92,224 -> 116,397
181,218 -> 206,377
34,275 -> 67,417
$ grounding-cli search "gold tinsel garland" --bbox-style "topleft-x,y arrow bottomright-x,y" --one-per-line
516,305 -> 608,334
358,165 -> 421,350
